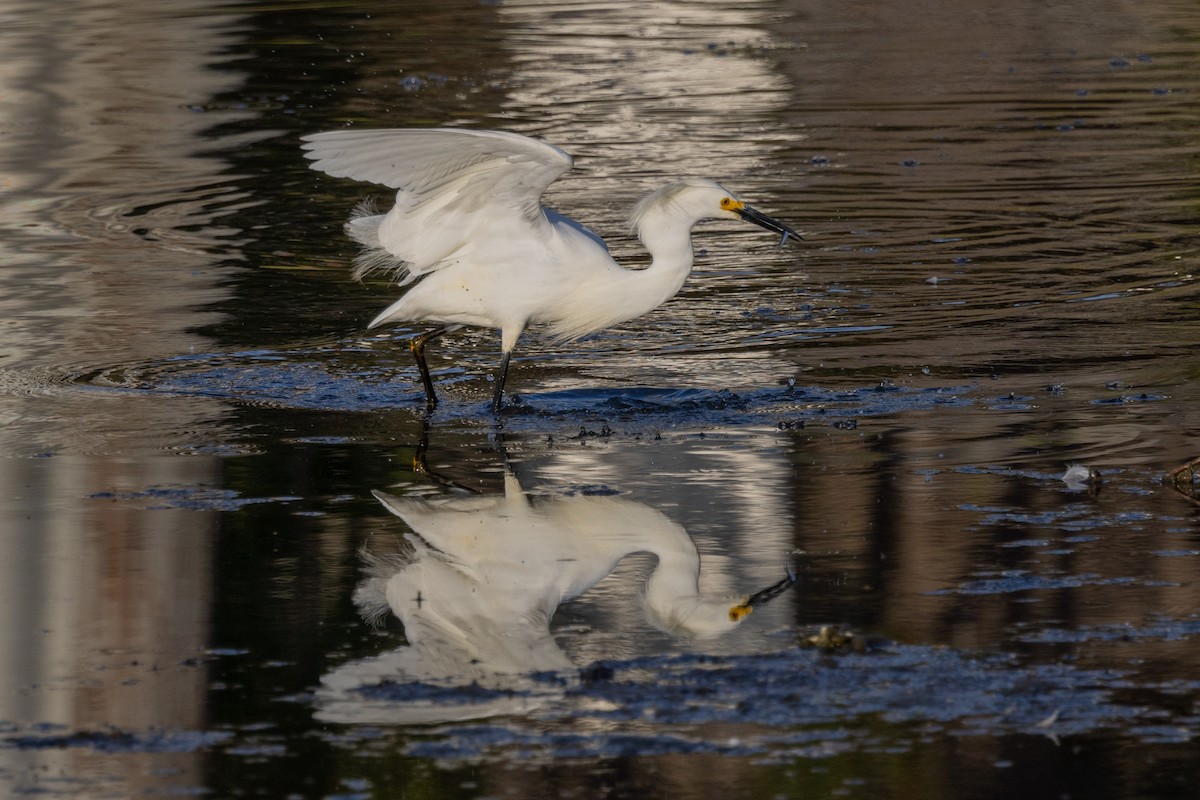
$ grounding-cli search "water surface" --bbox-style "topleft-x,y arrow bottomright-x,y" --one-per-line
1,0 -> 1199,798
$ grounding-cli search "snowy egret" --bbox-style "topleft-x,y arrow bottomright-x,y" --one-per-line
301,128 -> 799,412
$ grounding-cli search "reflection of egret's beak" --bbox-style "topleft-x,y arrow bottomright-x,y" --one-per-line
728,567 -> 799,622
735,205 -> 802,247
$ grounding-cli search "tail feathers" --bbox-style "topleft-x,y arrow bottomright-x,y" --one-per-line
351,246 -> 415,285
345,198 -> 414,284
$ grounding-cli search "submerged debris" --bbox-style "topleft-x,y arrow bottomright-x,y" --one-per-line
800,626 -> 887,655
1168,456 -> 1200,506
1062,463 -> 1100,493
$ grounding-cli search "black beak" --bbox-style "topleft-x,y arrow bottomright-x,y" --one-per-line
736,205 -> 801,246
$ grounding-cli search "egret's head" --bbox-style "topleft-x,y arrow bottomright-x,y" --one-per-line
716,190 -> 799,244
630,179 -> 798,246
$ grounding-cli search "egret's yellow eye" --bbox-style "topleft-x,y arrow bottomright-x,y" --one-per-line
720,197 -> 734,210
720,197 -> 744,212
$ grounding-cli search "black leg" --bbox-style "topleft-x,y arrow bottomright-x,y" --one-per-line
491,350 -> 513,413
410,327 -> 448,411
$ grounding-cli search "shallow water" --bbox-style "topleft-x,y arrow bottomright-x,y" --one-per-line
2,0 -> 1200,797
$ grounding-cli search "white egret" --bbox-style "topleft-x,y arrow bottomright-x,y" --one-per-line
301,128 -> 798,412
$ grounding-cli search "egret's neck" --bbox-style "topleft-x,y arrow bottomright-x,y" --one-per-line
544,207 -> 700,342
626,207 -> 699,311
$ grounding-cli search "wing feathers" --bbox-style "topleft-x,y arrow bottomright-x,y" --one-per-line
301,128 -> 575,280
301,128 -> 572,203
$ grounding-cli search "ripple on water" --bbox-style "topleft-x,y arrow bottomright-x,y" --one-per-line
311,637 -> 1195,763
64,344 -> 979,430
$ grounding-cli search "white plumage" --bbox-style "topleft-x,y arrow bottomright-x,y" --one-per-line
301,127 -> 797,412
314,472 -> 796,724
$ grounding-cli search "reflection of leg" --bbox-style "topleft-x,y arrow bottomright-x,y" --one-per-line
410,327 -> 448,411
412,419 -> 433,477
411,421 -> 481,493
490,349 -> 513,413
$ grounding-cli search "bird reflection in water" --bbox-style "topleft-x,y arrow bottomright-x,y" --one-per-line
316,464 -> 795,724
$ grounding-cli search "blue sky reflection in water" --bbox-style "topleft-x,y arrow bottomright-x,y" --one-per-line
1,0 -> 1200,798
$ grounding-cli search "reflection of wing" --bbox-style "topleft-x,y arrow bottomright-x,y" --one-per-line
368,478 -> 733,630
317,646 -> 558,725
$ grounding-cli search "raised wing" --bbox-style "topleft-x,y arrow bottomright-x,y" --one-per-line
301,128 -> 574,224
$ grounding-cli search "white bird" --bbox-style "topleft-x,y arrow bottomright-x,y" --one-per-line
301,128 -> 798,412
